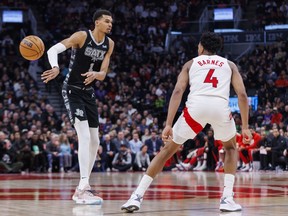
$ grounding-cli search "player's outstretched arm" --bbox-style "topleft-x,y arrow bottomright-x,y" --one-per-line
41,31 -> 86,83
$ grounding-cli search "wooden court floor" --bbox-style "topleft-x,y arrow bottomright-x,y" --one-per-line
1,171 -> 288,216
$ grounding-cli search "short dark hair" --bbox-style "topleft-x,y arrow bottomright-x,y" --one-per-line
200,32 -> 222,54
93,9 -> 112,22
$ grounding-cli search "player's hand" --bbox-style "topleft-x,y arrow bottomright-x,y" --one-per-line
242,128 -> 252,144
162,125 -> 173,144
81,71 -> 97,85
41,67 -> 60,83
82,71 -> 107,84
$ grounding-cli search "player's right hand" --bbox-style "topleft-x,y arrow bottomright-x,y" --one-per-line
41,67 -> 60,83
162,125 -> 173,143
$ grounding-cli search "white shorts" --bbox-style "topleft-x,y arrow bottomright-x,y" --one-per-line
172,96 -> 236,144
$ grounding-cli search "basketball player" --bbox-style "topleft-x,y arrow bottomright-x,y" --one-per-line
121,32 -> 252,212
41,9 -> 114,205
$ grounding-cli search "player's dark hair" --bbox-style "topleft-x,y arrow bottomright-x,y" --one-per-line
93,9 -> 112,22
200,32 -> 222,54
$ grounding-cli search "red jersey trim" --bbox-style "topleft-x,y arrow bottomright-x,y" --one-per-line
183,107 -> 203,134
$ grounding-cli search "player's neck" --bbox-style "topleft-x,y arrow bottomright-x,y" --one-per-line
91,29 -> 105,43
201,51 -> 215,56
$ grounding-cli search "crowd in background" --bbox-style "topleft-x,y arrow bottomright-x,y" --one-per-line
0,0 -> 287,173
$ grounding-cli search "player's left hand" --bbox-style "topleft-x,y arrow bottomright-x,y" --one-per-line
81,71 -> 97,85
242,128 -> 252,144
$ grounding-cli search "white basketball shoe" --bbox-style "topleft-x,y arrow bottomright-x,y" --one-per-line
121,192 -> 143,213
219,195 -> 242,212
73,185 -> 103,205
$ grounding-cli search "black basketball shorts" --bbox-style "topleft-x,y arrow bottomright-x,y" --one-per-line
62,85 -> 99,128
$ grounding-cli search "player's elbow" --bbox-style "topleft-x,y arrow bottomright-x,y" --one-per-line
237,91 -> 247,101
173,87 -> 184,97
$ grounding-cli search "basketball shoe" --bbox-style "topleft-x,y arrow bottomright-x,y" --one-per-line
219,195 -> 242,212
121,192 -> 143,213
73,185 -> 103,205
72,186 -> 85,201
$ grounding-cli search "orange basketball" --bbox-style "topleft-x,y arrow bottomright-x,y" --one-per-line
19,35 -> 45,61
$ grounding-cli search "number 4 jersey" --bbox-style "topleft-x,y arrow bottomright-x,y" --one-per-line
187,54 -> 231,104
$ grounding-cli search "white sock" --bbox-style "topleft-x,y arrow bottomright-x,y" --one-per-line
134,174 -> 153,197
88,127 -> 100,176
223,174 -> 235,197
79,177 -> 89,190
74,119 -> 90,189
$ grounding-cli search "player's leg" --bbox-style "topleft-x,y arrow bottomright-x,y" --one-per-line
74,119 -> 91,189
210,100 -> 242,212
121,140 -> 180,212
219,136 -> 242,212
88,127 -> 100,175
85,98 -> 100,177
63,87 -> 101,204
121,109 -> 199,213
214,124 -> 242,212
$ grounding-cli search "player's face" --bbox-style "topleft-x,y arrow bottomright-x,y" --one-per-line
96,15 -> 113,34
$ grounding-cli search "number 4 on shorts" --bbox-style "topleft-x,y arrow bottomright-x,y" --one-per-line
204,69 -> 218,88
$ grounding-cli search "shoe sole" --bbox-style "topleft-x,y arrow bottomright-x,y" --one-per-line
220,208 -> 242,212
121,205 -> 139,213
76,199 -> 103,205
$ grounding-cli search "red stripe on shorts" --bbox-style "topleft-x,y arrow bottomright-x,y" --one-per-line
183,107 -> 203,134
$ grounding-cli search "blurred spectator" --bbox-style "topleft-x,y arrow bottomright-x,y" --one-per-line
46,134 -> 63,172
29,133 -> 46,172
129,132 -> 143,160
113,131 -> 129,152
271,107 -> 283,125
0,139 -> 23,173
59,133 -> 72,171
101,134 -> 117,172
133,144 -> 150,171
265,128 -> 287,170
112,144 -> 132,172
257,131 -> 272,170
144,130 -> 162,160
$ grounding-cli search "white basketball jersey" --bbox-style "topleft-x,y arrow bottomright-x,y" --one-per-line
186,55 -> 232,104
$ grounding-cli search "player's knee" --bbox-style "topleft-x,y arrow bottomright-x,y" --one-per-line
223,142 -> 237,151
163,142 -> 179,156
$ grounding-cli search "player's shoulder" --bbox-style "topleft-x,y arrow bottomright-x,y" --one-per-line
74,30 -> 88,37
183,59 -> 193,71
70,30 -> 88,41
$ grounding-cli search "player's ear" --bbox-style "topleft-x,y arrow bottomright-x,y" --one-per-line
198,43 -> 204,55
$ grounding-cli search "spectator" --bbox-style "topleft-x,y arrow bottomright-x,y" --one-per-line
257,131 -> 272,170
271,107 -> 283,125
46,134 -> 63,172
128,132 -> 143,157
0,139 -> 23,173
238,126 -> 261,171
101,134 -> 117,171
145,130 -> 162,160
59,133 -> 72,172
113,131 -> 129,152
133,144 -> 150,171
112,144 -> 132,172
265,128 -> 287,170
29,133 -> 46,172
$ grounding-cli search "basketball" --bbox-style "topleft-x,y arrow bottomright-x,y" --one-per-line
19,35 -> 45,61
